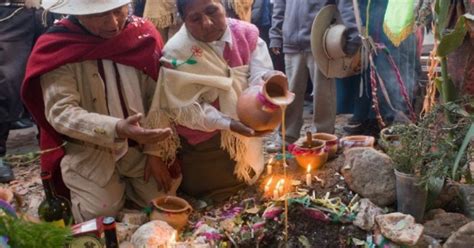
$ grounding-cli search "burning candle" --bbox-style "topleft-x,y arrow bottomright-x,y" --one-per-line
267,156 -> 275,175
264,176 -> 273,193
267,164 -> 272,175
273,188 -> 279,199
277,179 -> 285,195
306,165 -> 312,186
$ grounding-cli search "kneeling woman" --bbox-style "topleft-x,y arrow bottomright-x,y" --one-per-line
146,0 -> 279,201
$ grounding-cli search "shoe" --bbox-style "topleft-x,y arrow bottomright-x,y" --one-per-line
265,132 -> 293,153
10,118 -> 34,130
347,116 -> 362,126
344,119 -> 381,136
0,158 -> 14,183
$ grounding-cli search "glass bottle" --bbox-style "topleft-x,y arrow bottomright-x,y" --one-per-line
103,217 -> 119,248
37,171 -> 73,227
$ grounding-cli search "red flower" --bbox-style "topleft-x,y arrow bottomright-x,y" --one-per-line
191,46 -> 203,57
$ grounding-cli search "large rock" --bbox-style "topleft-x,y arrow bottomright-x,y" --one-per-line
342,147 -> 396,206
412,235 -> 441,248
353,198 -> 385,231
423,212 -> 471,240
443,221 -> 474,248
376,213 -> 424,246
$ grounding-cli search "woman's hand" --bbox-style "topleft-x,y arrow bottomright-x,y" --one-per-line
144,155 -> 172,193
116,113 -> 172,144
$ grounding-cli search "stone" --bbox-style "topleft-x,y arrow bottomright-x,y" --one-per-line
118,209 -> 149,226
443,221 -> 474,248
116,222 -> 139,243
432,181 -> 460,209
376,213 -> 424,246
342,147 -> 396,206
423,208 -> 447,221
459,184 -> 474,219
423,212 -> 471,240
412,235 -> 441,248
353,198 -> 385,231
131,220 -> 177,247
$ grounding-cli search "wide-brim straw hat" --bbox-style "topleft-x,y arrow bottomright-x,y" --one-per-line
41,0 -> 131,15
311,5 -> 361,78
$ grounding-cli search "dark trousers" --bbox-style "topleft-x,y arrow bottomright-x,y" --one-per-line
0,7 -> 46,149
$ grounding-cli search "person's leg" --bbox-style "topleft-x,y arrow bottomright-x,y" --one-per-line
63,169 -> 125,223
179,134 -> 246,202
0,123 -> 14,183
309,53 -> 336,133
336,75 -> 360,115
284,53 -> 310,143
117,147 -> 181,207
61,143 -> 125,222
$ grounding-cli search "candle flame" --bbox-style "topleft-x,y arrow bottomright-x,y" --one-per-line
276,179 -> 285,192
264,176 -> 273,192
307,164 -> 311,173
268,156 -> 275,164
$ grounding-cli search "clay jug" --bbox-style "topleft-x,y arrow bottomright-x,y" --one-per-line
149,196 -> 192,231
237,73 -> 295,131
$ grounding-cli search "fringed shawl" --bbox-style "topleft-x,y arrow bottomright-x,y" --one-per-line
146,20 -> 263,184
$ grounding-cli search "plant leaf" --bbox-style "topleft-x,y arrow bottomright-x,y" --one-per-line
452,123 -> 474,179
171,58 -> 177,68
437,16 -> 467,57
435,0 -> 450,33
187,59 -> 197,64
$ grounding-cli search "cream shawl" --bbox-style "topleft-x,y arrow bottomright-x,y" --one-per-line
146,26 -> 264,184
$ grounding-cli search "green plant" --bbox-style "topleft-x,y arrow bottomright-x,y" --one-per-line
387,124 -> 431,176
0,215 -> 72,248
387,100 -> 473,184
434,0 -> 468,120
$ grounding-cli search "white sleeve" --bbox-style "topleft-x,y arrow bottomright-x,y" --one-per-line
176,102 -> 231,132
248,37 -> 274,87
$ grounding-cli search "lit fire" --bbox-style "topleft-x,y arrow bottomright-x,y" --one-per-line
264,176 -> 273,192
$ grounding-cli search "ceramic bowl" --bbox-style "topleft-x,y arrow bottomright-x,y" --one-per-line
150,196 -> 192,231
339,135 -> 375,151
312,133 -> 338,158
289,138 -> 328,170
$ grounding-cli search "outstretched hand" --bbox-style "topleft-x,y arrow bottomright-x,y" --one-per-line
116,113 -> 172,144
144,156 -> 172,193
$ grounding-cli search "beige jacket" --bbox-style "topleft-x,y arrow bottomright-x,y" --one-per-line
40,60 -> 157,186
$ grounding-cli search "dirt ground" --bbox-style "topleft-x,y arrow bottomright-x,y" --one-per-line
2,109 -> 369,247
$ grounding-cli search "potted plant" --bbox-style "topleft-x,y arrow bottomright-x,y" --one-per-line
386,123 -> 431,222
387,102 -> 473,221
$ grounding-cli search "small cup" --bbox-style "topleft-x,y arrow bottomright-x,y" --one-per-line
150,196 -> 193,231
339,135 -> 375,151
312,133 -> 338,158
289,138 -> 328,170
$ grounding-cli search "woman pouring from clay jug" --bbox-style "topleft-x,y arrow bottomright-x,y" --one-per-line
145,0 -> 294,202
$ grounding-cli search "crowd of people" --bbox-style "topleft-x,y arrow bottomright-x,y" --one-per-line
1,0 -> 429,223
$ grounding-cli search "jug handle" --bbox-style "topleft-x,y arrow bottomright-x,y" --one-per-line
184,203 -> 193,214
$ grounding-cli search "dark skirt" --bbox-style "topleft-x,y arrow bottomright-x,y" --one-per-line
178,134 -> 245,202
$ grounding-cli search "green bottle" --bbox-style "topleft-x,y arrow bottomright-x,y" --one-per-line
38,171 -> 74,227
